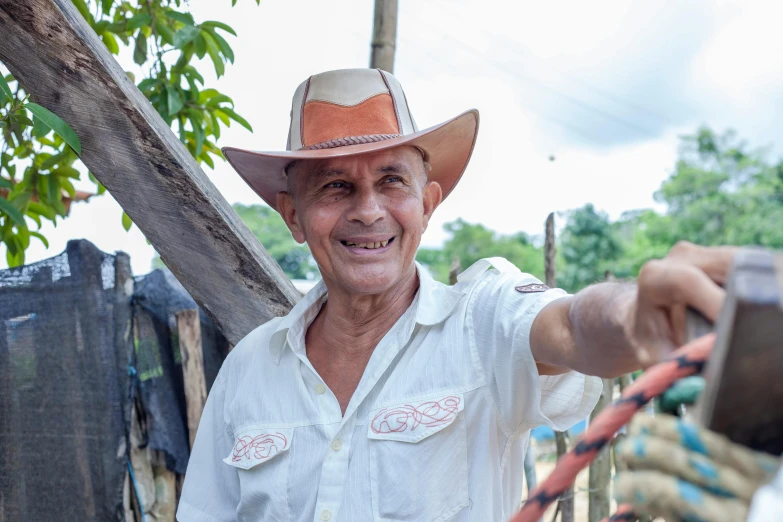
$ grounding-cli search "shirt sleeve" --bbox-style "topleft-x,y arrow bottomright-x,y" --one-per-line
177,368 -> 239,522
465,258 -> 602,433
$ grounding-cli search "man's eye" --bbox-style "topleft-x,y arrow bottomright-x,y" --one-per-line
385,176 -> 402,183
325,181 -> 345,189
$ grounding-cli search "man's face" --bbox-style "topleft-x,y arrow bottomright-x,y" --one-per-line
277,146 -> 442,295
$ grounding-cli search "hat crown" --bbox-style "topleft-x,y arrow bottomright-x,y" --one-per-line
287,68 -> 418,151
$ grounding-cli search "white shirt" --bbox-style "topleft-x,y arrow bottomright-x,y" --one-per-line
177,257 -> 602,522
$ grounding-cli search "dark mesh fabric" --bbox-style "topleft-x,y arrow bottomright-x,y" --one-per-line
0,240 -> 230,521
0,240 -> 129,522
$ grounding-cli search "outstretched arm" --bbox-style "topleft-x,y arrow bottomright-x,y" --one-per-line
530,242 -> 737,377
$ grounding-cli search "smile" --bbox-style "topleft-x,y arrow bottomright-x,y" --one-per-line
339,237 -> 395,250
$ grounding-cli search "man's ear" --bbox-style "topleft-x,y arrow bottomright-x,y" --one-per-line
421,181 -> 442,232
276,192 -> 306,244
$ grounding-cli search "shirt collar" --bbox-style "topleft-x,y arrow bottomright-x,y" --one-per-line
268,263 -> 465,364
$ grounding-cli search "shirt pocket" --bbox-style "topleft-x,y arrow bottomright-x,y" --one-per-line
367,394 -> 469,522
223,427 -> 294,520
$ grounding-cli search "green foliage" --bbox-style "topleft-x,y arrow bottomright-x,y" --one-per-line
558,203 -> 622,292
0,0 -> 258,267
232,203 -> 318,281
416,218 -> 545,283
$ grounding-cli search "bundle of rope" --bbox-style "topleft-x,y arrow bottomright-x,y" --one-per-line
510,331 -> 781,522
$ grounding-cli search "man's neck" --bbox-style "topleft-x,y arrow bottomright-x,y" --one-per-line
314,266 -> 419,357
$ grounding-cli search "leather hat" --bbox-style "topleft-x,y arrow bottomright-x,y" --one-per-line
222,68 -> 480,210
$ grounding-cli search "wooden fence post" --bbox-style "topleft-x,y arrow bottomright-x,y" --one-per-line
544,212 -> 572,522
587,378 -> 613,522
0,0 -> 299,346
176,309 -> 207,450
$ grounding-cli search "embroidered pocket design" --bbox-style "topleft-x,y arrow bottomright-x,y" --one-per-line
223,428 -> 293,470
515,283 -> 549,293
369,394 -> 464,443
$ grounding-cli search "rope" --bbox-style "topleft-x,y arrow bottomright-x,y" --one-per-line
302,133 -> 401,150
509,334 -> 715,522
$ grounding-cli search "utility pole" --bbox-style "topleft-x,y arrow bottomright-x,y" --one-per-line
369,0 -> 398,73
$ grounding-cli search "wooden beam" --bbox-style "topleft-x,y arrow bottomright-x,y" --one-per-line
0,0 -> 299,346
176,309 -> 207,450
370,0 -> 398,73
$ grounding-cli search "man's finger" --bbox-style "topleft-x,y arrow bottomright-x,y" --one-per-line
638,260 -> 727,322
665,241 -> 739,285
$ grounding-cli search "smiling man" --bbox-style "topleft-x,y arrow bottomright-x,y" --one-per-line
177,69 -> 735,522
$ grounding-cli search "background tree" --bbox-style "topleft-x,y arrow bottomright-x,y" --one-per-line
417,218 -> 545,282
232,204 -> 318,280
558,203 -> 622,292
0,0 -> 257,266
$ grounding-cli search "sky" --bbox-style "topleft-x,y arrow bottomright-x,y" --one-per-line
4,0 -> 783,275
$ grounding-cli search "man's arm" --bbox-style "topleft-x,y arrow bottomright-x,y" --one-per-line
530,242 -> 737,377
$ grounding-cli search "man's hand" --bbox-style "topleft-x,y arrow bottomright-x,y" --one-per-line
532,241 -> 739,377
627,241 -> 737,367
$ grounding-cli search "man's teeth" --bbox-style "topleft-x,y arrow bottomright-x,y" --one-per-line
344,240 -> 390,249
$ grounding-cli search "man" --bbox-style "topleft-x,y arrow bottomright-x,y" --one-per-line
177,68 -> 734,522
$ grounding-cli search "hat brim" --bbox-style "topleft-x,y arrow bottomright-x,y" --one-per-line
222,109 -> 479,211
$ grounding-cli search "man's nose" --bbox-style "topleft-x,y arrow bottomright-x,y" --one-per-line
346,188 -> 385,226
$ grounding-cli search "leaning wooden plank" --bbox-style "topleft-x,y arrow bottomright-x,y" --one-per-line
0,0 -> 299,345
176,309 -> 207,450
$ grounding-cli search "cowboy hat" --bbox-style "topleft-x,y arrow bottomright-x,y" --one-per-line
222,68 -> 479,210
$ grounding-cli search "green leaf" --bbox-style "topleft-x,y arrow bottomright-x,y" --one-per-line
60,178 -> 76,198
126,13 -> 152,31
194,124 -> 205,157
47,175 -> 61,204
167,87 -> 184,116
121,211 -> 132,231
0,74 -> 12,100
183,65 -> 204,85
32,115 -> 50,138
133,33 -> 148,65
24,103 -> 82,155
0,177 -> 11,190
221,107 -> 253,132
202,33 -> 225,77
202,21 -> 237,36
200,152 -> 215,169
193,34 -> 207,59
208,30 -> 234,63
53,166 -> 80,179
165,10 -> 195,26
206,94 -> 233,108
0,121 -> 6,128
70,0 -> 94,25
173,25 -> 201,48
30,230 -> 49,248
154,16 -> 176,45
102,31 -> 120,54
101,0 -> 113,15
0,196 -> 27,228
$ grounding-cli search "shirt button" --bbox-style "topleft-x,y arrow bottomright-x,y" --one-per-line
331,439 -> 342,452
320,509 -> 331,521
315,383 -> 326,395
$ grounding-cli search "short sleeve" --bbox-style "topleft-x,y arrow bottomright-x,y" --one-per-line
177,369 -> 239,522
464,257 -> 602,433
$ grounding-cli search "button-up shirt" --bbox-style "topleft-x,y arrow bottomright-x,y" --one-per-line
177,258 -> 602,522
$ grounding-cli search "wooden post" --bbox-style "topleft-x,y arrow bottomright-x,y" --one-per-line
177,309 -> 207,450
587,378 -> 613,522
544,212 -> 572,522
370,0 -> 398,73
0,0 -> 299,346
448,256 -> 462,286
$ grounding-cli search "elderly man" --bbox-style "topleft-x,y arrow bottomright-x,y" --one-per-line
177,69 -> 734,522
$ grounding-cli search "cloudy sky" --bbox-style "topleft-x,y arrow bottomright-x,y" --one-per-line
4,0 -> 783,274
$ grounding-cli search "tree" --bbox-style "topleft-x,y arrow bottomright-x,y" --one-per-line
558,204 -> 622,293
417,218 -> 544,283
232,204 -> 318,280
1,0 -> 257,266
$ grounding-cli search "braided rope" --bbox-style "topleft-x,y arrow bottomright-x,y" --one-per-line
509,334 -> 715,522
302,134 -> 401,150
